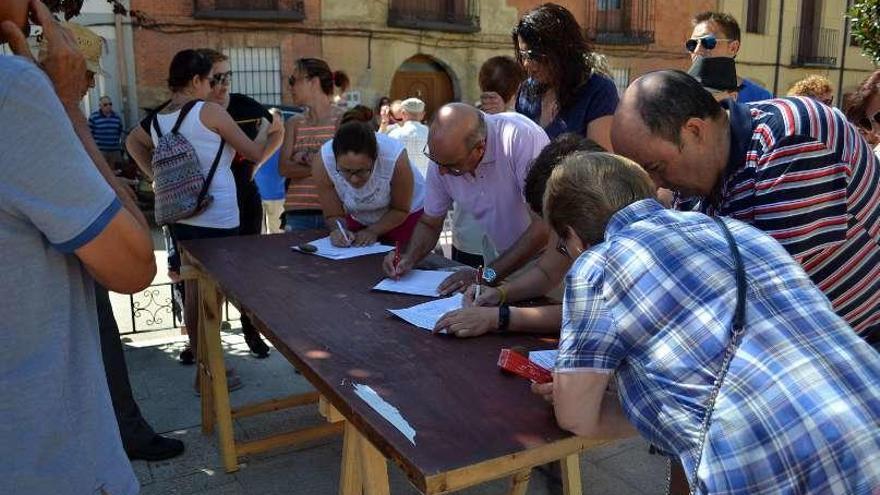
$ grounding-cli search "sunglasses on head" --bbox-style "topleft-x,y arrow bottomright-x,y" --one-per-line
210,71 -> 233,87
685,35 -> 732,53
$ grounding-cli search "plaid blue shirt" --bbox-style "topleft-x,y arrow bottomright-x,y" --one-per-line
556,199 -> 880,494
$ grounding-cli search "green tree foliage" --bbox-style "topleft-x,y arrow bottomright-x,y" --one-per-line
850,0 -> 880,64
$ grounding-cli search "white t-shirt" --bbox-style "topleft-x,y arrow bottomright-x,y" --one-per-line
321,133 -> 425,225
387,120 -> 429,177
150,102 -> 239,229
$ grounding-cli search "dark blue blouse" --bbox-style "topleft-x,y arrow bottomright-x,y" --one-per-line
515,73 -> 619,139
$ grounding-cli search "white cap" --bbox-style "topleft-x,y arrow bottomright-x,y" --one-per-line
400,97 -> 425,113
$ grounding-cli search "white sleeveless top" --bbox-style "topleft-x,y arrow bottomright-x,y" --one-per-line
150,101 -> 239,229
320,133 -> 425,226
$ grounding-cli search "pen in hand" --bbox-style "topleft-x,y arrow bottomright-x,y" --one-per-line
393,241 -> 401,280
475,266 -> 482,300
335,218 -> 352,246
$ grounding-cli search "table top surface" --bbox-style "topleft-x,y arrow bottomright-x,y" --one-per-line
182,232 -> 572,486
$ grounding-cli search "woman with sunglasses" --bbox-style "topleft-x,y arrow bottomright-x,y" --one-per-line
126,49 -> 283,389
511,3 -> 618,149
312,110 -> 425,247
279,58 -> 348,231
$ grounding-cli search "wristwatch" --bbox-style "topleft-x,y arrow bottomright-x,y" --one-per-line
482,266 -> 498,286
497,305 -> 511,334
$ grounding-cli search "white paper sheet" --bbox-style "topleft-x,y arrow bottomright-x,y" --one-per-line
352,383 -> 416,445
388,293 -> 463,332
291,235 -> 394,260
372,270 -> 453,297
529,350 -> 558,371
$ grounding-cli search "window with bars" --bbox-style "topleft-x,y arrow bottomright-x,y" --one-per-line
746,0 -> 768,34
223,47 -> 283,106
609,67 -> 630,95
194,0 -> 304,21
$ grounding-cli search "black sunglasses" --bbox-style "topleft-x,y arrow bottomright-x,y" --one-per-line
517,48 -> 544,61
210,71 -> 233,87
871,110 -> 880,126
685,35 -> 732,53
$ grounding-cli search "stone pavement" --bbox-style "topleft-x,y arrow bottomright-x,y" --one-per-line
122,328 -> 669,495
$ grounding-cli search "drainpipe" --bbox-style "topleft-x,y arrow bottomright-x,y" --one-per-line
114,10 -> 130,125
836,0 -> 851,105
772,0 -> 785,96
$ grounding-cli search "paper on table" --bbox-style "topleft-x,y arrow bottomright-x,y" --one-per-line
388,293 -> 463,332
529,349 -> 558,371
352,383 -> 416,445
372,270 -> 453,297
291,235 -> 394,260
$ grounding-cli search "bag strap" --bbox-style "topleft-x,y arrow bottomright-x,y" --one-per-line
688,217 -> 747,495
196,138 -> 226,206
171,99 -> 202,134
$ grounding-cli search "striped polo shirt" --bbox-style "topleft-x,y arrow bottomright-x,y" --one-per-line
284,123 -> 338,212
700,97 -> 880,343
88,110 -> 123,152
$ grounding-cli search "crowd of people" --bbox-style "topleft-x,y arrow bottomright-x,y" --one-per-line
1,0 -> 879,494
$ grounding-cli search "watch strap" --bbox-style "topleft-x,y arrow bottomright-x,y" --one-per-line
498,305 -> 511,333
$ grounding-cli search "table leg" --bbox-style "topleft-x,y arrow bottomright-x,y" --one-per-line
358,428 -> 390,495
199,320 -> 214,435
509,468 -> 531,495
560,454 -> 583,495
199,277 -> 239,473
339,422 -> 363,495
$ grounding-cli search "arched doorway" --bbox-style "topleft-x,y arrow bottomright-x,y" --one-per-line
389,55 -> 455,121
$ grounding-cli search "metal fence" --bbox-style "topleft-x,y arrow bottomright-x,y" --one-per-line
223,46 -> 283,106
123,282 -> 240,335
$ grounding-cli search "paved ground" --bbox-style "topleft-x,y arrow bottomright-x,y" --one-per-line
121,329 -> 667,495
116,230 -> 667,494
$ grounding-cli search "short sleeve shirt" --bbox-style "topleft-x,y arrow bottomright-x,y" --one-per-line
696,98 -> 880,341
423,112 -> 549,252
515,73 -> 619,139
0,56 -> 137,495
557,199 -> 880,493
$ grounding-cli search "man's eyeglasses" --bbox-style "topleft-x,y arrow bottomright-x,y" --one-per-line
422,143 -> 466,176
100,102 -> 112,107
685,35 -> 732,53
336,165 -> 374,179
556,235 -> 572,259
516,48 -> 544,61
210,71 -> 233,88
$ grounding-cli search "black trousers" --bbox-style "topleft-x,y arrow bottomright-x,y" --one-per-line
96,283 -> 156,450
236,176 -> 263,338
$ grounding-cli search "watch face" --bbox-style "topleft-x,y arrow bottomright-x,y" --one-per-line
482,267 -> 497,283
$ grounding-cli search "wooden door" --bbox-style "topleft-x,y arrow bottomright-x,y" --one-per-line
389,70 -> 453,122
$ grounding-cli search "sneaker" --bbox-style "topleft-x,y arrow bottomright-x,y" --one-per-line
194,369 -> 244,396
179,346 -> 195,365
126,435 -> 185,462
244,332 -> 270,359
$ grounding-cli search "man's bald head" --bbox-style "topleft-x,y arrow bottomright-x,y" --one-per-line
617,70 -> 724,147
427,103 -> 488,174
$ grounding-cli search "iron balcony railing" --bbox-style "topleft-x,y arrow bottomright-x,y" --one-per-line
584,0 -> 655,45
193,0 -> 305,21
792,26 -> 838,67
388,0 -> 480,33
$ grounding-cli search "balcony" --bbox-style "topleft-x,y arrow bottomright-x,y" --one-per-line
388,0 -> 480,33
193,0 -> 305,22
584,0 -> 655,45
791,26 -> 838,67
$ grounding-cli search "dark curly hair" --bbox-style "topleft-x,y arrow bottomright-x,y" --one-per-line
512,3 -> 594,111
524,133 -> 605,215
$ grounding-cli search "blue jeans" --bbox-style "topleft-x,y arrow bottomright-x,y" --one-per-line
284,212 -> 324,231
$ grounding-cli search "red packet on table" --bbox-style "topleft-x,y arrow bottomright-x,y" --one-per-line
497,348 -> 552,384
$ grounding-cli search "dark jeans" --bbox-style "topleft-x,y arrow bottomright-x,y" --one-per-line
96,282 -> 156,450
284,211 -> 324,231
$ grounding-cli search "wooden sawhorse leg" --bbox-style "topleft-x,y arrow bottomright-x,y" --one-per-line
197,276 -> 239,473
339,422 -> 390,495
509,453 -> 583,495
